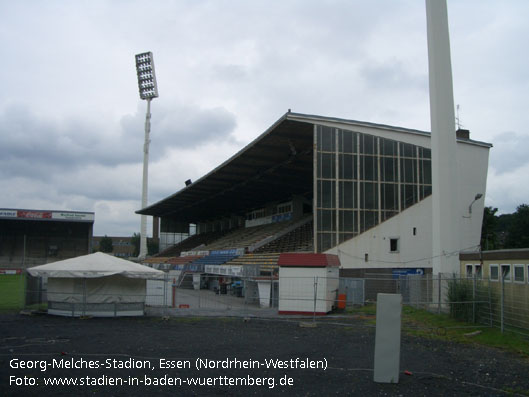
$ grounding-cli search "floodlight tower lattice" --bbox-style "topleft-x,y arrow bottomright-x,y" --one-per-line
135,51 -> 159,259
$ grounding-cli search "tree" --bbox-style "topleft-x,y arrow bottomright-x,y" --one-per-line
99,235 -> 113,253
148,238 -> 159,256
496,212 -> 514,248
505,204 -> 529,248
480,206 -> 499,250
131,233 -> 140,257
131,233 -> 159,257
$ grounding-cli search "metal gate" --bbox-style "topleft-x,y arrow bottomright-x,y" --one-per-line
339,278 -> 365,306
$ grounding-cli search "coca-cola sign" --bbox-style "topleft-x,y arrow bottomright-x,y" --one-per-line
17,210 -> 52,219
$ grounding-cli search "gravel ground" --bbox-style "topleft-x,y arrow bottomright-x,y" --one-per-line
1,313 -> 529,396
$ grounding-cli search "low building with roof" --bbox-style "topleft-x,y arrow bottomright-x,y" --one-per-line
0,208 -> 94,269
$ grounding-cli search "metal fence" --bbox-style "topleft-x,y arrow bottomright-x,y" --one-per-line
5,271 -> 528,335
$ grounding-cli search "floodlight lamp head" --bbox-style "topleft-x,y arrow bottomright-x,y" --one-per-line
135,51 -> 159,100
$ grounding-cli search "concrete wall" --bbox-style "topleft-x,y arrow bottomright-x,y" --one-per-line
327,135 -> 489,274
328,198 -> 433,269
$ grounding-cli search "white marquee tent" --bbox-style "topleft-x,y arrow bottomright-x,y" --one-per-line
28,252 -> 164,317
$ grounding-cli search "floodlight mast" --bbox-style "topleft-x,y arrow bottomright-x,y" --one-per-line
135,51 -> 159,260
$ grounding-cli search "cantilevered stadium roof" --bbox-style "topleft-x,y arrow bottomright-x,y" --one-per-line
138,112 -> 315,222
137,112 -> 491,223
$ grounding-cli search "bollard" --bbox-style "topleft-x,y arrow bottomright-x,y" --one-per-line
374,293 -> 402,383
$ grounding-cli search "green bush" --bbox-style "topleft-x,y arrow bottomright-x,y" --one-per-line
447,278 -> 491,324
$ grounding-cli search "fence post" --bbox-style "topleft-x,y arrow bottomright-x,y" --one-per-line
198,276 -> 201,309
416,276 -> 420,308
271,274 -> 274,308
472,274 -> 476,324
243,276 -> 247,316
22,234 -> 27,268
82,278 -> 87,317
22,271 -> 27,310
488,277 -> 492,327
172,278 -> 176,308
163,273 -> 167,316
313,276 -> 318,322
38,276 -> 44,309
500,271 -> 505,333
426,273 -> 430,311
437,273 -> 441,315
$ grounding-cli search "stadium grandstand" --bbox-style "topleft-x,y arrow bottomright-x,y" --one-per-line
137,112 -> 491,289
0,208 -> 94,269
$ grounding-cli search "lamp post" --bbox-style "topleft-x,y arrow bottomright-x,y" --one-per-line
468,193 -> 483,215
135,51 -> 159,259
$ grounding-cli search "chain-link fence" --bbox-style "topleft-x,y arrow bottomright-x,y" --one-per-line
7,271 -> 529,335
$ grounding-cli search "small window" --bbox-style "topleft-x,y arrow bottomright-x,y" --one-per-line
390,238 -> 399,253
475,265 -> 482,279
466,265 -> 473,278
413,227 -> 417,236
514,265 -> 524,283
490,265 -> 499,281
501,264 -> 511,282
365,253 -> 369,262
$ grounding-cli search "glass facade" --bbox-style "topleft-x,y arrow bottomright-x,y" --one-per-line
315,125 -> 432,252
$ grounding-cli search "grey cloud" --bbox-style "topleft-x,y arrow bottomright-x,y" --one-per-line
123,103 -> 237,158
0,102 -> 237,181
155,104 -> 237,149
360,60 -> 428,92
0,104 -> 141,179
211,64 -> 249,81
489,131 -> 529,175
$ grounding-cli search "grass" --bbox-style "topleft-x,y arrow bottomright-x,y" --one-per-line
0,274 -> 25,311
357,304 -> 529,357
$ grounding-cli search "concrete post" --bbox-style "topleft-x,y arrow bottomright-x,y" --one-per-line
374,293 -> 402,383
426,0 -> 460,276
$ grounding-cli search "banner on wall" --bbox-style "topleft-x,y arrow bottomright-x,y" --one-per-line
0,209 -> 94,222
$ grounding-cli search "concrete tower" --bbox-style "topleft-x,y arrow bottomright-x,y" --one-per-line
426,0 -> 460,275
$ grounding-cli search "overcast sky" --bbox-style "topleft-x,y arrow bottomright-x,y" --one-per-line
1,0 -> 528,236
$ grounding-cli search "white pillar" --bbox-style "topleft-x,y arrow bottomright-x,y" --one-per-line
373,293 -> 402,383
426,0 -> 460,275
139,99 -> 151,260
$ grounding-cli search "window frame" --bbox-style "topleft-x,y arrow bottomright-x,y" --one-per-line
513,264 -> 525,283
489,264 -> 499,282
501,264 -> 512,282
389,237 -> 399,253
474,264 -> 483,280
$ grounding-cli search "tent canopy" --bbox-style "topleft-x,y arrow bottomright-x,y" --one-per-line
27,252 -> 164,279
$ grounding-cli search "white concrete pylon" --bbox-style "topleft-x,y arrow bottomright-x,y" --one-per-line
426,0 -> 460,275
